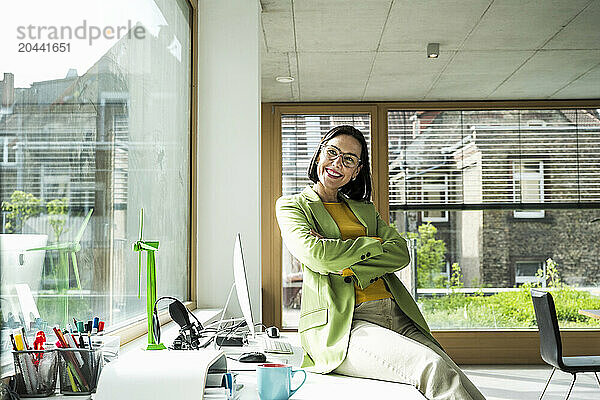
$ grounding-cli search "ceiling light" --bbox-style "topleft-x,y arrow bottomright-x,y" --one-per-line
276,76 -> 295,83
427,43 -> 439,59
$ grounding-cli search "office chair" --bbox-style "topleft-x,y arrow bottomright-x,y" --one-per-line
531,289 -> 600,400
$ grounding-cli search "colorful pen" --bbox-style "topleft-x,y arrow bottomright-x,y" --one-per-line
32,331 -> 46,367
20,327 -> 31,350
14,333 -> 24,351
9,333 -> 17,351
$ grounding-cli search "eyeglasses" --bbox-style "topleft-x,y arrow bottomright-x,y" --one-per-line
321,144 -> 361,168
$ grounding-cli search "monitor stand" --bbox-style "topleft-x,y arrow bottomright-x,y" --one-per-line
215,334 -> 246,347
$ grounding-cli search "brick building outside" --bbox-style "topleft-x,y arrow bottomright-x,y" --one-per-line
389,109 -> 600,289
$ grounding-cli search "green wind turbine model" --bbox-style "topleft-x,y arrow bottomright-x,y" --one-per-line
27,209 -> 93,325
133,208 -> 166,350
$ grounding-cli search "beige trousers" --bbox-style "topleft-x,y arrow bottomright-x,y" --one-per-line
333,298 -> 485,400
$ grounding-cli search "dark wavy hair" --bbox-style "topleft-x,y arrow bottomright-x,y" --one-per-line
307,125 -> 372,202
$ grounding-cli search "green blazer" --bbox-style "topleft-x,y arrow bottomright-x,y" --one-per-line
276,186 -> 438,373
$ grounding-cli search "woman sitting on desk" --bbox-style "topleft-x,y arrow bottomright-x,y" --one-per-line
276,125 -> 485,400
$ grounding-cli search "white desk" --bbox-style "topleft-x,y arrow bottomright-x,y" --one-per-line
90,313 -> 425,400
234,370 -> 425,399
221,333 -> 425,400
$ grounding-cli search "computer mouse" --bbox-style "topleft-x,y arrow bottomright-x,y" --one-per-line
238,352 -> 267,363
266,326 -> 280,338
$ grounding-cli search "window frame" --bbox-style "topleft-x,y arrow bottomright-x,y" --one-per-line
420,175 -> 449,223
513,160 -> 545,219
0,136 -> 18,166
0,3 -> 198,378
514,260 -> 544,286
261,100 -> 600,364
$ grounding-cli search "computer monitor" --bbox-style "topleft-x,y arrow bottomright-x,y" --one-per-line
233,233 -> 255,339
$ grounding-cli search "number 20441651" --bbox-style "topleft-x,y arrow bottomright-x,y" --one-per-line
18,42 -> 71,53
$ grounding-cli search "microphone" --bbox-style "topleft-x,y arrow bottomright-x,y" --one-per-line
169,299 -> 191,329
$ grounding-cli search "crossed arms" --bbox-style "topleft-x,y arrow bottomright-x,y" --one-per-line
276,197 -> 410,289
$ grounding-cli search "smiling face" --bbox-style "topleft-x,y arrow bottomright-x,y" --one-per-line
315,134 -> 362,198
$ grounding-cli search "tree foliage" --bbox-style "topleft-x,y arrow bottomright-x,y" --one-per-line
403,223 -> 447,288
1,190 -> 42,233
47,198 -> 69,241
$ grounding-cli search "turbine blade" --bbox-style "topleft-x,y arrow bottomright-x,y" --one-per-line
26,245 -> 60,251
138,243 -> 158,251
139,208 -> 144,241
74,209 -> 93,244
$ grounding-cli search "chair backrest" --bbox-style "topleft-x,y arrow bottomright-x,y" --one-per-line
531,289 -> 563,368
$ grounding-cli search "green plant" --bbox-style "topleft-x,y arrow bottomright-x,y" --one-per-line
47,198 -> 68,241
1,190 -> 41,233
420,287 -> 600,329
403,223 -> 447,288
449,263 -> 464,290
543,258 -> 562,288
420,258 -> 600,329
527,258 -> 563,289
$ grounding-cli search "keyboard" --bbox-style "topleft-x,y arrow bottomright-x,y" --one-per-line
261,338 -> 293,354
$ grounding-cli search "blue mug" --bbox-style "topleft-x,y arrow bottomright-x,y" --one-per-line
257,363 -> 306,400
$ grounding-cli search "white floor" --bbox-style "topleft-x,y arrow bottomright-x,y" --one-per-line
462,365 -> 600,400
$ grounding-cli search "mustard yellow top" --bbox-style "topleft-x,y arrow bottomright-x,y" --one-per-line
322,202 -> 392,305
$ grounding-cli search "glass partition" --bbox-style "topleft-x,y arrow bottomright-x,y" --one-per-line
1,0 -> 192,368
388,109 -> 600,329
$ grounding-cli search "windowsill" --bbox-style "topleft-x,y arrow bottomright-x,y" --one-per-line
120,308 -> 221,355
0,308 -> 222,379
509,215 -> 553,223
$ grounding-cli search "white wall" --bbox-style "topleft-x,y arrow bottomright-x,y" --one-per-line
196,0 -> 261,322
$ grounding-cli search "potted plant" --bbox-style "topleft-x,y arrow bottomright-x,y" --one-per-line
2,190 -> 42,234
0,190 -> 48,299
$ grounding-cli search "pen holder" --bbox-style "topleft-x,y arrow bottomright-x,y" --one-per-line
92,335 -> 120,364
12,350 -> 58,398
57,348 -> 103,395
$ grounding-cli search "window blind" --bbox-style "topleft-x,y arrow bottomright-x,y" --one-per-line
388,109 -> 600,209
0,104 -> 130,210
281,114 -> 371,197
0,107 -> 98,209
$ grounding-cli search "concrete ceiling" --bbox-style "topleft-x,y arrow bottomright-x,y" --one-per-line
260,0 -> 600,102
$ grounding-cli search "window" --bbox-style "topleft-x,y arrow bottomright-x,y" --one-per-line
410,114 -> 420,138
263,104 -> 600,361
1,0 -> 194,367
515,261 -> 543,286
421,176 -> 449,222
513,161 -> 544,218
388,108 -> 600,329
41,173 -> 71,203
0,137 -> 18,165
